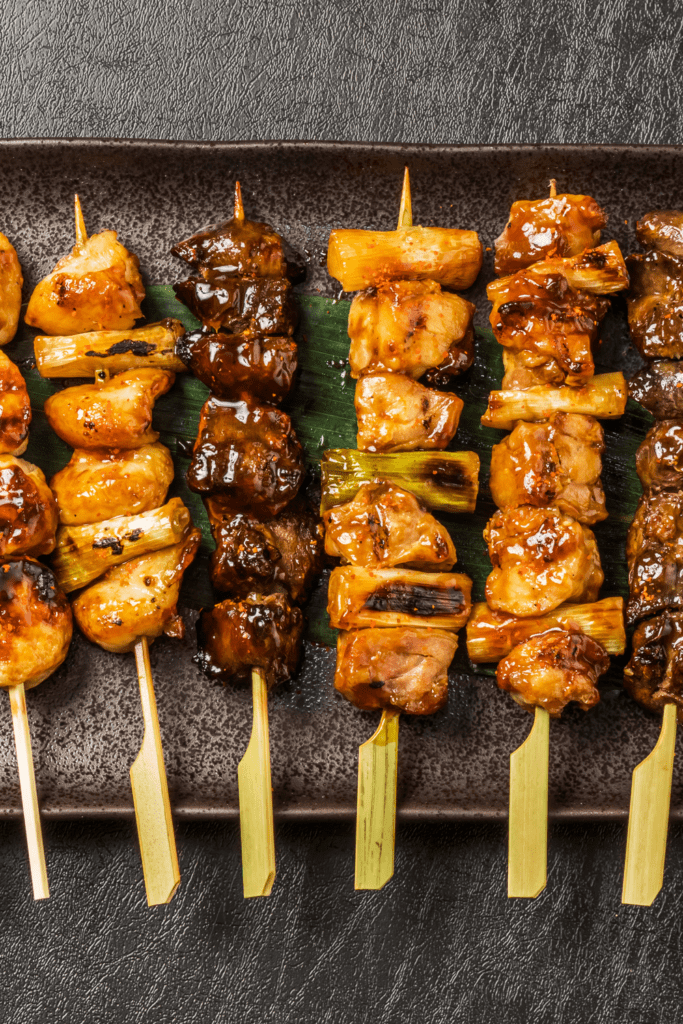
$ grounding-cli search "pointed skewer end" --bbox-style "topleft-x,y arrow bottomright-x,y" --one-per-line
74,194 -> 88,244
234,181 -> 245,223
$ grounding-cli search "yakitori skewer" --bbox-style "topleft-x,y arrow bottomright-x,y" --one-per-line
621,210 -> 683,903
476,181 -> 629,898
30,196 -> 200,905
325,168 -> 480,889
173,182 -> 321,897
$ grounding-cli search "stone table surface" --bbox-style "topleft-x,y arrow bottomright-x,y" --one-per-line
1,2 -> 682,1022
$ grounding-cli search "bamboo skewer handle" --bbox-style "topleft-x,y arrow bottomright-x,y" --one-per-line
622,701 -> 678,906
8,683 -> 49,900
508,705 -> 550,899
238,668 -> 276,898
130,637 -> 180,906
355,708 -> 400,890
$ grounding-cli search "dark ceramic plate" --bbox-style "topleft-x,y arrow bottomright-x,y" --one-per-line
0,140 -> 678,822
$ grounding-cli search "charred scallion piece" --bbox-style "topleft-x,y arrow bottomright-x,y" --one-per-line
52,497 -> 192,592
482,373 -> 627,431
320,448 -> 479,513
328,566 -> 472,630
34,319 -> 187,377
466,596 -> 626,663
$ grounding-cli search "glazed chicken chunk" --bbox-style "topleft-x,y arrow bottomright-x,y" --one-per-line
177,328 -> 297,403
488,265 -> 610,387
489,413 -> 606,524
348,280 -> 475,380
636,210 -> 683,257
44,369 -> 174,450
626,490 -> 683,623
205,496 -> 324,601
0,558 -> 72,689
494,193 -> 606,276
624,612 -> 683,721
186,394 -> 305,517
172,213 -> 306,280
496,629 -> 609,717
629,360 -> 683,420
323,481 -> 456,572
635,420 -> 683,491
174,274 -> 298,336
484,505 -> 603,617
72,528 -> 201,654
0,456 -> 58,557
0,233 -> 22,346
328,566 -> 472,631
355,373 -> 463,452
25,227 -> 144,335
0,351 -> 31,456
626,250 -> 683,358
335,626 -> 458,715
50,443 -> 175,525
195,592 -> 304,689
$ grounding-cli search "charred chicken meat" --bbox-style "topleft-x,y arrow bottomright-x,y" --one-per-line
354,373 -> 463,453
624,612 -> 683,721
177,328 -> 298,403
494,193 -> 607,276
0,233 -> 22,346
0,558 -> 72,690
0,456 -> 58,557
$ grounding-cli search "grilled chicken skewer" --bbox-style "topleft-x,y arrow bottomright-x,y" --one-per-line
621,221 -> 683,903
326,169 -> 478,888
175,182 -> 321,897
31,198 -> 198,906
480,180 -> 628,898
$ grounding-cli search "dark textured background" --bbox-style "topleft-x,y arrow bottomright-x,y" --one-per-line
1,2 -> 682,1022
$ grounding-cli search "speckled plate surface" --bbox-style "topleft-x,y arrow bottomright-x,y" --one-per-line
0,140 -> 679,821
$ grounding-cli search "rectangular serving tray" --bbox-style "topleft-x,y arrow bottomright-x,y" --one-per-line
0,139 -> 679,821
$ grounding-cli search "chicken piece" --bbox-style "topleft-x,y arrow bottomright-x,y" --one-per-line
466,596 -> 625,663
0,558 -> 72,689
324,481 -> 456,572
629,360 -> 683,420
482,372 -> 628,430
348,280 -> 475,380
34,318 -> 186,377
489,413 -> 607,524
494,193 -> 607,276
636,211 -> 683,256
335,627 -> 457,715
328,566 -> 471,630
635,420 -> 683,491
488,265 -> 611,387
626,491 -> 683,623
172,214 -> 306,280
186,394 -> 305,517
0,233 -> 22,346
484,505 -> 603,617
327,226 -> 483,292
627,250 -> 683,358
72,528 -> 201,654
500,349 -> 567,390
176,328 -> 297,402
25,229 -> 144,335
205,496 -> 324,601
624,612 -> 683,721
195,592 -> 304,689
354,373 -> 463,453
174,273 -> 297,335
496,629 -> 608,717
50,443 -> 175,526
44,368 -> 174,450
0,456 -> 58,557
0,352 -> 31,456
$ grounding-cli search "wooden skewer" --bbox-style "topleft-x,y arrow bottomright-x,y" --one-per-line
549,178 -> 557,198
622,700 -> 677,906
74,194 -> 88,244
237,668 -> 276,898
234,181 -> 245,223
129,637 -> 180,906
508,705 -> 549,898
8,683 -> 49,900
354,168 -> 412,891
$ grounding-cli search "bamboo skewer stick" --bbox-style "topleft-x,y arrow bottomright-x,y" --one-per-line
508,705 -> 550,898
8,683 -> 49,900
622,701 -> 678,906
68,196 -> 180,906
354,168 -> 412,891
130,637 -> 180,906
355,708 -> 400,890
237,668 -> 276,898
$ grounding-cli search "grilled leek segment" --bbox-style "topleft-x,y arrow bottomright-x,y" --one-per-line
328,566 -> 472,630
481,373 -> 627,431
34,319 -> 186,377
